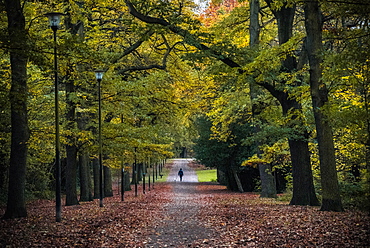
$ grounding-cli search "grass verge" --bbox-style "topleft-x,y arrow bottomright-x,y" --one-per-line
196,169 -> 217,182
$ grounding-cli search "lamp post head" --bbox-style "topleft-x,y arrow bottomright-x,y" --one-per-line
45,12 -> 64,30
94,69 -> 105,81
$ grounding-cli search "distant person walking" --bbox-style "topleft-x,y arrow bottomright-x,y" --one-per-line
178,168 -> 184,182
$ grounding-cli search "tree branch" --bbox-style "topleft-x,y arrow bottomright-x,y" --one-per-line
117,33 -> 179,74
111,29 -> 155,64
125,0 -> 242,70
117,64 -> 166,74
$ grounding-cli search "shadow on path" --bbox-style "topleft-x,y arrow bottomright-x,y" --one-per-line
145,159 -> 215,247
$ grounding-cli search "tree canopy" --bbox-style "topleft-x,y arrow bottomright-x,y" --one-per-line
1,0 -> 370,218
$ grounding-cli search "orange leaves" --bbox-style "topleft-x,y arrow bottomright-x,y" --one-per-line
196,183 -> 370,247
1,182 -> 369,247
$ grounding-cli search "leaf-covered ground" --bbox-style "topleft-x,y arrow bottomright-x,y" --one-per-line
1,181 -> 369,247
195,183 -> 370,247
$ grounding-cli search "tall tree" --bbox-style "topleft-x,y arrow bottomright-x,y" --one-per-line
262,0 -> 319,206
78,111 -> 93,202
64,15 -> 84,206
65,74 -> 79,206
304,0 -> 343,211
2,0 -> 29,219
249,0 -> 276,198
125,0 -> 320,204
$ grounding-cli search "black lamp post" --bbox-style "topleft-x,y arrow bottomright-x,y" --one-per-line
95,69 -> 104,207
45,12 -> 64,223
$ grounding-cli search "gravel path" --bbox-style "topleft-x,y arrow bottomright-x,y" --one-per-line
145,159 -> 214,247
166,158 -> 199,183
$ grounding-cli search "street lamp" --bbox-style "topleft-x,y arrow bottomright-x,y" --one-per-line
95,69 -> 105,207
45,12 -> 64,223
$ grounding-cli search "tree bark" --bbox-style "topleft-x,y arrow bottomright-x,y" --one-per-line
224,167 -> 238,191
104,166 -> 113,197
304,0 -> 343,211
65,79 -> 79,206
232,167 -> 244,193
124,170 -> 131,191
93,158 -> 100,199
217,167 -> 227,185
131,162 -> 137,184
79,152 -> 93,201
3,0 -> 29,219
258,163 -> 277,198
249,0 -> 260,46
77,110 -> 93,201
137,163 -> 143,182
65,143 -> 79,205
288,138 -> 319,205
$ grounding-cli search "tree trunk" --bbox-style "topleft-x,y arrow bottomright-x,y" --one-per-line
0,150 -> 7,191
217,168 -> 227,185
249,0 -> 259,46
263,1 -> 319,206
304,0 -> 343,211
65,144 -> 79,205
104,166 -> 113,197
131,162 -> 137,184
259,163 -> 277,198
249,0 -> 276,198
93,158 -> 100,199
288,138 -> 319,205
224,167 -> 238,191
137,163 -> 143,182
65,79 -> 79,206
266,91 -> 319,205
232,167 -> 244,193
79,152 -> 93,201
77,111 -> 93,201
124,171 -> 131,191
3,0 -> 29,219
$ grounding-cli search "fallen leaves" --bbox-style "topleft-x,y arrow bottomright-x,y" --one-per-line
1,182 -> 369,247
196,183 -> 370,247
0,184 -> 171,247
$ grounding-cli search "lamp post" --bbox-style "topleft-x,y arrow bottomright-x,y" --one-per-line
45,12 -> 64,223
95,69 -> 104,207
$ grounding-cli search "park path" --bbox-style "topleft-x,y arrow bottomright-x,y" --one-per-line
145,159 -> 214,247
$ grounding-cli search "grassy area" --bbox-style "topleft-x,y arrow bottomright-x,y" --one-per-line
196,169 -> 217,182
154,167 -> 170,182
152,159 -> 217,183
153,159 -> 174,182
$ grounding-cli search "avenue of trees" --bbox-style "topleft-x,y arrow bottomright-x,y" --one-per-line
1,0 -> 369,219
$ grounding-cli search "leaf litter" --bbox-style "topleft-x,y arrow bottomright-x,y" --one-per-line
0,182 -> 369,247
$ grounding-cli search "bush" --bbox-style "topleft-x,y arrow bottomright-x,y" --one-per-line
339,181 -> 368,210
339,172 -> 369,211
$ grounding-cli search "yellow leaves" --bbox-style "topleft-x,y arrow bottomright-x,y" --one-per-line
243,33 -> 305,83
241,154 -> 266,168
204,81 -> 252,142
